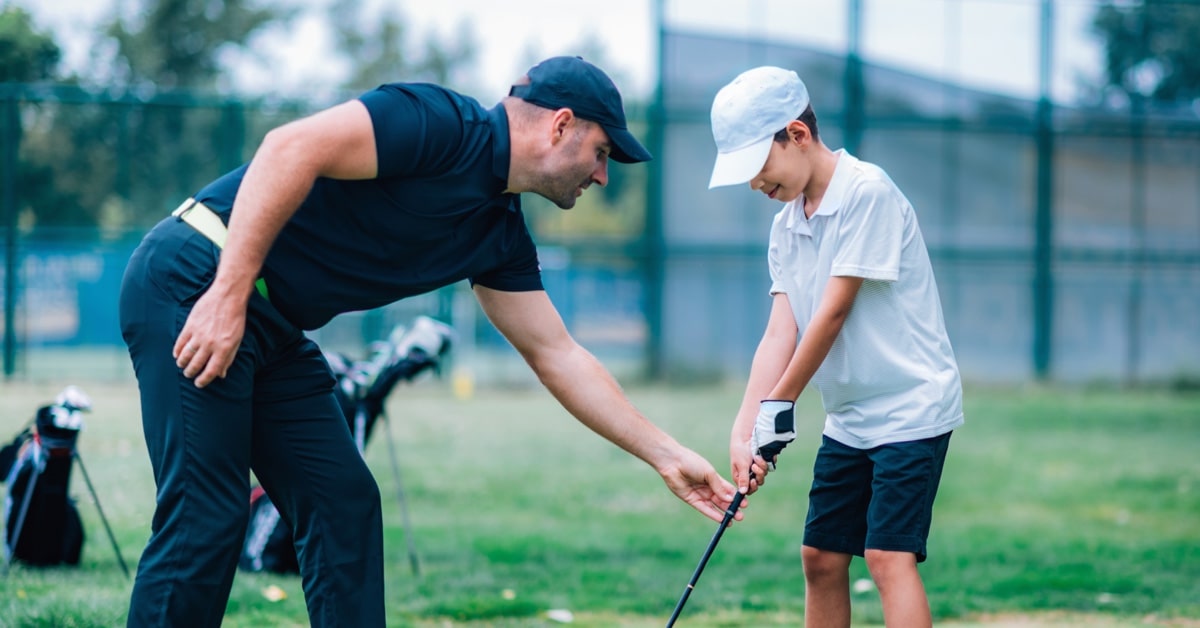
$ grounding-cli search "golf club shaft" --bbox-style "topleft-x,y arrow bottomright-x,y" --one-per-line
665,489 -> 747,627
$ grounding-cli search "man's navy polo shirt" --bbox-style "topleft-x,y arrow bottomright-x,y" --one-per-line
192,83 -> 544,330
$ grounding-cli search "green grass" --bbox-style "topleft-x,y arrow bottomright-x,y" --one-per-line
0,379 -> 1198,627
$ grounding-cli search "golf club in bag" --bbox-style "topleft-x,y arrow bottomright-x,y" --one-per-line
1,386 -> 129,578
239,315 -> 455,577
665,401 -> 796,627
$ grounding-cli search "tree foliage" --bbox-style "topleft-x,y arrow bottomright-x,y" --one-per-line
327,0 -> 477,92
105,0 -> 292,91
0,6 -> 60,83
5,0 -> 633,240
1091,0 -> 1200,102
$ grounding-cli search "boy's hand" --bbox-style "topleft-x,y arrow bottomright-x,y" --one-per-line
751,400 -> 796,471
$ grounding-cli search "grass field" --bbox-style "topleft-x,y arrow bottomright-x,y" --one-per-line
0,378 -> 1198,627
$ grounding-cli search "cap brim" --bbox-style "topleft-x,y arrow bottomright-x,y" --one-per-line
604,125 -> 653,164
708,137 -> 772,188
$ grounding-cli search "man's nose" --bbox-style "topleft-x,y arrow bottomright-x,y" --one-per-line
592,158 -> 609,187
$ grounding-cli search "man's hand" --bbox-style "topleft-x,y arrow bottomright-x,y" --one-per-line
658,447 -> 745,525
173,286 -> 249,388
751,400 -> 796,472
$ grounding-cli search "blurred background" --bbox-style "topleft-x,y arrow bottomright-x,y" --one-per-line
1,0 -> 1198,389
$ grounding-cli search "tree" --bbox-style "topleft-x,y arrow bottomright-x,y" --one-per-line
327,0 -> 477,92
0,5 -> 61,82
74,0 -> 301,231
105,0 -> 292,91
0,6 -> 72,233
1091,1 -> 1200,103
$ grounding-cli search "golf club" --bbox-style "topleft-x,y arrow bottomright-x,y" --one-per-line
667,401 -> 795,626
665,482 -> 749,627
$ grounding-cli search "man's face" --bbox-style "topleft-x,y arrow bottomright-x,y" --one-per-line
535,120 -> 612,210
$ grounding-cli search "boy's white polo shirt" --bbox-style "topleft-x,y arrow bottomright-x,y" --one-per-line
768,150 -> 963,449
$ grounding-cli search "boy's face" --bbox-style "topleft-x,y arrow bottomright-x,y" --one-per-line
746,122 -> 812,204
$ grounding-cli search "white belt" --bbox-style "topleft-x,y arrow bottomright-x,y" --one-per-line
171,198 -> 269,300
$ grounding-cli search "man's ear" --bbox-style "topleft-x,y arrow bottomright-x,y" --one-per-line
549,108 -> 575,145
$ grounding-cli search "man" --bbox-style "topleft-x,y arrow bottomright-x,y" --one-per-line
709,66 -> 963,627
119,56 -> 741,627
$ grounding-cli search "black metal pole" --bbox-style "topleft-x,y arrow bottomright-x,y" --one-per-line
380,411 -> 421,577
75,452 -> 131,578
665,490 -> 746,627
3,458 -> 39,574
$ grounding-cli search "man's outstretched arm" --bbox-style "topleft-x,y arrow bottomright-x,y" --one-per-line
473,285 -> 742,524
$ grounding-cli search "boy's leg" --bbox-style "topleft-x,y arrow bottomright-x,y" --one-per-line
864,549 -> 929,627
802,435 -> 874,628
801,545 -> 852,628
248,337 -> 385,628
863,432 -> 952,628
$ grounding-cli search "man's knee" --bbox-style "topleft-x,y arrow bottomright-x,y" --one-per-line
167,496 -> 250,565
290,462 -> 382,538
321,461 -> 381,517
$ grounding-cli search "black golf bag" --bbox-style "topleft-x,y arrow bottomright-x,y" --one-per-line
239,316 -> 454,575
2,386 -> 127,576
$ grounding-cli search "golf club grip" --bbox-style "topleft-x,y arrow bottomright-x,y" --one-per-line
666,490 -> 747,627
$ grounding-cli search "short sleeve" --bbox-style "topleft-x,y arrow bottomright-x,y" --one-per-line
831,179 -> 903,282
358,84 -> 466,179
469,218 -> 544,293
768,214 -> 787,296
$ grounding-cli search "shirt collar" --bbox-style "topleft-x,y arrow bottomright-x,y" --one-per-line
784,149 -> 852,234
489,103 -> 519,211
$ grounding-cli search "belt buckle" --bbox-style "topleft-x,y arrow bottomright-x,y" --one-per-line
172,198 -> 199,219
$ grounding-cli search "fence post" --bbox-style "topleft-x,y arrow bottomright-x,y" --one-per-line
1033,0 -> 1055,381
219,99 -> 246,173
2,90 -> 20,379
844,0 -> 865,156
644,0 -> 667,381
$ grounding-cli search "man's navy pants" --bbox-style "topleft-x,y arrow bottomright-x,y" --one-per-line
119,215 -> 385,627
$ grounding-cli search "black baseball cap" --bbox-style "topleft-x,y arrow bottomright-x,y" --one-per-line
509,56 -> 653,164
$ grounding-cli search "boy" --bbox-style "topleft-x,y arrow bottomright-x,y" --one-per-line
708,66 -> 963,627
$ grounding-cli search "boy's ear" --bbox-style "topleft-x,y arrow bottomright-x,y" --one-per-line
787,120 -> 811,144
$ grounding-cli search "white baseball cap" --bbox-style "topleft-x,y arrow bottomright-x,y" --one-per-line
708,66 -> 810,189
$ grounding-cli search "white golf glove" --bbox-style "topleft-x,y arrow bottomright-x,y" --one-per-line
751,400 -> 796,471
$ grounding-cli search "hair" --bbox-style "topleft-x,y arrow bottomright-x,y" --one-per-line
773,105 -> 819,143
504,92 -> 597,137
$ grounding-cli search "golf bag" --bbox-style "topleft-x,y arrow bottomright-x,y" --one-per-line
2,386 -> 127,576
239,316 -> 454,575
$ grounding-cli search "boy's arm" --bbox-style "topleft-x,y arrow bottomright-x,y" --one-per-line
735,275 -> 861,486
767,275 -> 863,401
730,293 -> 798,493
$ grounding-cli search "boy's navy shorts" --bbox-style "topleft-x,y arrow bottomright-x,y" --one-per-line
802,431 -> 952,563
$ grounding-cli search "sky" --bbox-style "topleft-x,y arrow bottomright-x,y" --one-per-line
19,0 -> 1107,105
